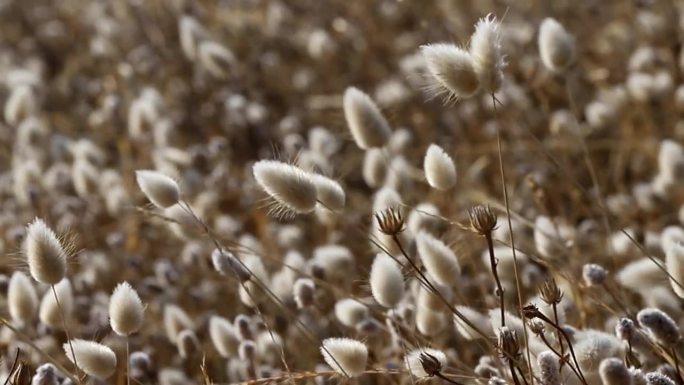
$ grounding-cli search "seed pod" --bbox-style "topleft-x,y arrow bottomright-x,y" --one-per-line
405,348 -> 447,378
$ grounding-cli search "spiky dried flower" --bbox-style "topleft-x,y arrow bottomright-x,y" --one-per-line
539,279 -> 563,305
469,14 -> 506,93
135,170 -> 180,209
343,87 -> 392,150
109,281 -> 144,336
63,339 -> 117,380
496,326 -> 520,359
468,205 -> 498,236
320,337 -> 368,378
421,43 -> 480,100
24,218 -> 67,284
375,207 -> 405,236
252,160 -> 317,216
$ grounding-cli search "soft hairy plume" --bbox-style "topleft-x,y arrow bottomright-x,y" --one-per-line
39,278 -> 73,329
599,357 -> 632,385
320,337 -> 368,378
198,40 -> 236,79
537,351 -> 561,385
538,18 -> 576,72
423,144 -> 457,190
469,14 -> 506,93
135,170 -> 180,209
310,173 -> 345,212
252,160 -> 317,216
8,271 -> 38,326
64,339 -> 117,380
334,298 -> 368,328
343,87 -> 392,150
369,254 -> 404,308
637,308 -> 681,346
421,43 -> 480,100
109,281 -> 144,336
664,241 -> 684,298
208,316 -> 240,358
24,218 -> 67,284
415,231 -> 461,286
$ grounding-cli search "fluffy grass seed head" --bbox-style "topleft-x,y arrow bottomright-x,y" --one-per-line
310,173 -> 345,212
24,218 -> 67,284
343,87 -> 392,150
109,281 -> 144,336
420,43 -> 480,100
369,254 -> 404,308
469,14 -> 506,93
39,278 -> 73,329
537,351 -> 561,385
637,308 -> 681,346
293,278 -> 316,309
252,160 -> 317,217
8,271 -> 38,326
423,144 -> 456,190
320,337 -> 368,378
64,339 -> 117,380
599,357 -> 632,385
135,170 -> 180,209
538,18 -> 576,72
197,40 -> 236,79
664,241 -> 684,298
405,348 -> 447,378
415,231 -> 461,286
208,316 -> 240,358
645,372 -> 676,385
334,298 -> 369,328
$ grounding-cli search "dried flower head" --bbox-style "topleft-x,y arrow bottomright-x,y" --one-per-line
404,349 -> 447,378
421,43 -> 480,100
496,326 -> 520,359
320,337 -> 368,378
539,279 -> 563,305
343,87 -> 392,150
64,339 -> 117,380
109,281 -> 144,336
538,18 -> 576,72
253,160 -> 317,217
135,170 -> 180,209
24,218 -> 67,284
375,207 -> 405,236
468,205 -> 498,236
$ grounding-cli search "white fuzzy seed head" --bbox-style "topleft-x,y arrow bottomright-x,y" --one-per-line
369,254 -> 404,308
293,278 -> 316,309
469,14 -> 506,93
31,363 -> 59,385
208,316 -> 239,358
645,372 -> 676,385
415,232 -> 460,286
163,304 -> 194,342
109,281 -> 144,336
424,144 -> 457,190
334,298 -> 368,328
664,242 -> 684,298
8,271 -> 38,326
343,87 -> 392,150
320,337 -> 368,378
453,305 -> 492,340
252,160 -> 317,217
362,148 -> 387,188
39,279 -> 73,329
416,305 -> 446,336
135,170 -> 180,209
310,174 -> 345,212
197,40 -> 235,79
211,249 -> 251,282
64,339 -> 117,380
582,263 -> 608,286
421,43 -> 480,100
405,348 -> 447,378
538,18 -> 575,72
24,218 -> 67,285
537,351 -> 561,385
637,308 -> 681,346
599,357 -> 632,385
